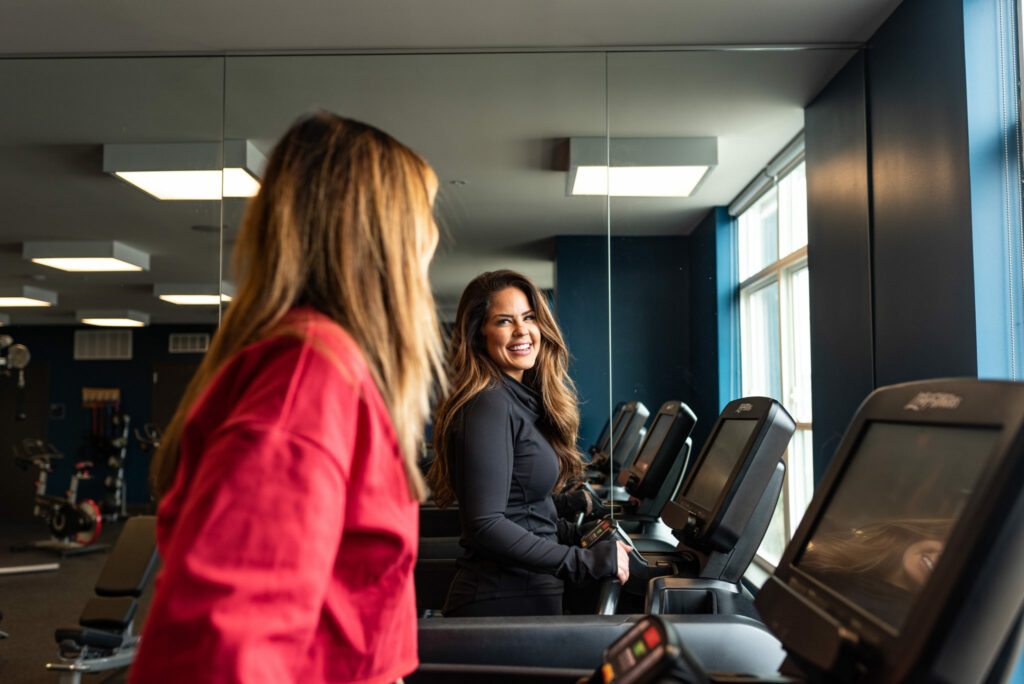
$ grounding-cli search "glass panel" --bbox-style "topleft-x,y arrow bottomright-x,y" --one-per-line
0,57 -> 224,522
779,161 -> 808,256
741,279 -> 782,401
604,48 -> 852,473
739,190 -> 779,281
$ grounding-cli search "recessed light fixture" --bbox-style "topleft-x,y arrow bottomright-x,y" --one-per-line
78,310 -> 149,327
567,137 -> 717,197
0,286 -> 57,307
24,240 -> 150,272
103,140 -> 267,201
154,282 -> 235,306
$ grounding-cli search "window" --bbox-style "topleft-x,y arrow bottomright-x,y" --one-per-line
736,159 -> 813,568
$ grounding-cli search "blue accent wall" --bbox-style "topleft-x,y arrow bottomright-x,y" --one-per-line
689,207 -> 737,452
609,235 -> 691,420
555,236 -> 610,449
558,229 -> 729,455
557,234 -> 697,450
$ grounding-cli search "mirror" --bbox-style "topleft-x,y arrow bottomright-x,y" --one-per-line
605,48 -> 856,553
222,52 -> 612,449
0,57 -> 225,521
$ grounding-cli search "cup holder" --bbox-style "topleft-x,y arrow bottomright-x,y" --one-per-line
658,589 -> 718,614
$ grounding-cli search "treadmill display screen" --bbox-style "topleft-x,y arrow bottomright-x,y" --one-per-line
794,421 -> 999,631
679,419 -> 757,510
632,412 -> 673,476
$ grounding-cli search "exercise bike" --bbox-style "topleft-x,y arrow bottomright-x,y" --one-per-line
12,438 -> 106,557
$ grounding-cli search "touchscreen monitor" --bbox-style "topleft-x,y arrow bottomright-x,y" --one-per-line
679,418 -> 758,510
794,421 -> 999,631
632,411 -> 673,476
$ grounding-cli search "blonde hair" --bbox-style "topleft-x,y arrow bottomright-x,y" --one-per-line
427,270 -> 583,508
151,111 -> 446,501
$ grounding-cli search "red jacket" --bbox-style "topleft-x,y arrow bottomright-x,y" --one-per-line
130,308 -> 419,683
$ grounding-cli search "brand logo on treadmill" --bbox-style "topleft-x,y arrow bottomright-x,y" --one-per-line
903,392 -> 962,412
736,403 -> 754,414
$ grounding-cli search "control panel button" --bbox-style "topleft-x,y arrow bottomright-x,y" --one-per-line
643,624 -> 661,649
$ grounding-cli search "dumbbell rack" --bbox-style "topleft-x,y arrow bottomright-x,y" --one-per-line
104,414 -> 131,521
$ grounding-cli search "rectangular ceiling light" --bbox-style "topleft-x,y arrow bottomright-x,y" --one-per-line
572,166 -> 712,197
78,310 -> 149,327
0,286 -> 57,307
103,140 -> 267,201
24,240 -> 150,272
567,137 -> 717,197
154,282 -> 235,306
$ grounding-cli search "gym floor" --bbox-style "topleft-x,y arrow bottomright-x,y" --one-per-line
0,519 -> 156,683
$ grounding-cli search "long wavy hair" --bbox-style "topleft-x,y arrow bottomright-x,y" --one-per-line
427,270 -> 582,507
800,518 -> 953,585
150,111 -> 446,501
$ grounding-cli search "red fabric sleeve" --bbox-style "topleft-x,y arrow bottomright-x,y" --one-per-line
130,422 -> 348,683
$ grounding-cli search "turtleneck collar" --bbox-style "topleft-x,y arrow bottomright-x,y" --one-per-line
499,373 -> 541,416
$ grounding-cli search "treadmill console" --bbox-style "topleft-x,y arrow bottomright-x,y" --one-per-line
591,401 -> 651,472
756,379 -> 1024,683
662,397 -> 794,553
617,401 -> 697,500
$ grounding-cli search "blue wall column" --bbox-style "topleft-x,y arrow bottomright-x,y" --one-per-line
555,236 -> 611,449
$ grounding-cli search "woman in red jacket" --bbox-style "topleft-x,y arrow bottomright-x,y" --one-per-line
130,111 -> 445,684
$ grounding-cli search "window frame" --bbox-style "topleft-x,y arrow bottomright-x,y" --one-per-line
735,156 -> 812,572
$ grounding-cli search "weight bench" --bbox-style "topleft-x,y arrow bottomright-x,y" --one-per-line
46,516 -> 159,684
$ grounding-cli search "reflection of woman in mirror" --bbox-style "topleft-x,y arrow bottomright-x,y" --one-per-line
428,270 -> 629,616
800,518 -> 952,626
131,112 -> 445,683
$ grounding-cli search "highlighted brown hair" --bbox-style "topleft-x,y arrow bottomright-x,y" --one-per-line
151,111 -> 445,501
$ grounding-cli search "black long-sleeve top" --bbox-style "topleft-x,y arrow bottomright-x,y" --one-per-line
443,377 -> 617,612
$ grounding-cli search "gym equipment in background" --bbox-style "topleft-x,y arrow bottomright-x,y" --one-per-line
133,423 -> 162,454
12,438 -> 106,557
47,516 -> 159,684
586,401 -> 650,486
0,334 -> 31,421
83,390 -> 130,521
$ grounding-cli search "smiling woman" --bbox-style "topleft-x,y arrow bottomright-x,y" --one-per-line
427,269 -> 631,616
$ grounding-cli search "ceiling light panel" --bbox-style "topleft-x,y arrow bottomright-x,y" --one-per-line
0,286 -> 57,307
78,310 -> 149,327
567,137 -> 717,198
103,140 -> 266,201
154,282 -> 235,306
24,241 -> 149,272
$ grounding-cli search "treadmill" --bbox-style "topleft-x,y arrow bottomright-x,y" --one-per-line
416,397 -> 797,675
581,396 -> 795,615
583,378 -> 1024,684
606,400 -> 698,550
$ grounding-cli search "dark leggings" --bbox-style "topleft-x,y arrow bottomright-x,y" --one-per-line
444,594 -> 562,617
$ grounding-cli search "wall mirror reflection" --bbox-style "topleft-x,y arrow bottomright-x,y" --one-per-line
0,57 -> 225,524
221,52 -> 613,446
602,48 -> 855,568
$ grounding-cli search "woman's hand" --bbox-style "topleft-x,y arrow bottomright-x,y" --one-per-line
615,540 -> 632,584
